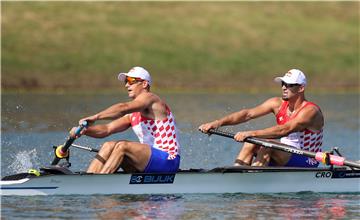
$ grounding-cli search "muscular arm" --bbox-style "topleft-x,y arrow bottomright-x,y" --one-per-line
83,115 -> 132,138
85,92 -> 156,122
222,99 -> 278,125
236,105 -> 322,140
216,97 -> 280,126
79,93 -> 160,138
199,97 -> 281,132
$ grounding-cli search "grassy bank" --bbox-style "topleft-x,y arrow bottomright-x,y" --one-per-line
2,2 -> 359,93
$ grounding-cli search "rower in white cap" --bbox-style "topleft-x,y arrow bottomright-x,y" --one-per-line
199,69 -> 324,167
70,66 -> 181,174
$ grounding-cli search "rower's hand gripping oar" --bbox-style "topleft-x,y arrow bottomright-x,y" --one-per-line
51,121 -> 89,165
205,128 -> 360,169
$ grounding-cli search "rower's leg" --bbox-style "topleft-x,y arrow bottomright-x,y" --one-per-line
99,141 -> 151,174
268,150 -> 292,166
252,148 -> 292,166
87,141 -> 117,173
120,157 -> 139,173
234,143 -> 259,166
252,147 -> 272,166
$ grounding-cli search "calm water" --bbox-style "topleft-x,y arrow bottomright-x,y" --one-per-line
1,92 -> 360,219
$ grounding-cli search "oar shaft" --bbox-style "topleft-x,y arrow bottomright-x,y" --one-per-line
208,129 -> 234,139
344,160 -> 360,168
208,129 -> 360,169
208,128 -> 317,157
245,137 -> 317,158
71,144 -> 99,153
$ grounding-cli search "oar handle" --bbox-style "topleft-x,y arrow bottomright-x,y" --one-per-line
207,128 -> 268,145
51,121 -> 89,165
62,120 -> 89,151
207,128 -> 360,169
208,128 -> 234,139
207,128 -> 275,147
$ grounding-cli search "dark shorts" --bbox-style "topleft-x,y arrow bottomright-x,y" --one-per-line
143,147 -> 180,173
269,154 -> 319,167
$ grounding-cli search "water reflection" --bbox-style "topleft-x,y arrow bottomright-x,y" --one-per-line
88,195 -> 184,220
4,193 -> 356,219
180,193 -> 358,219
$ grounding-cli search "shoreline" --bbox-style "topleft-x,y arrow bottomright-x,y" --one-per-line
2,85 -> 359,95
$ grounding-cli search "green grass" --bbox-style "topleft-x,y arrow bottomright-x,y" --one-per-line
2,2 -> 359,93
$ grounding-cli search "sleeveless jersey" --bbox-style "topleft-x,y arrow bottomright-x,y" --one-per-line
276,101 -> 323,154
130,106 -> 180,160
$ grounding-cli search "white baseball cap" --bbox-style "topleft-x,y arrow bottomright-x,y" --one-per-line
274,69 -> 307,86
118,66 -> 152,86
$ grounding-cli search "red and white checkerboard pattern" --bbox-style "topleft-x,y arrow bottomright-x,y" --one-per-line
130,111 -> 180,160
300,129 -> 323,152
277,100 -> 323,153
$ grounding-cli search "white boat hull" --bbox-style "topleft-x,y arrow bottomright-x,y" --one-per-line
1,167 -> 359,196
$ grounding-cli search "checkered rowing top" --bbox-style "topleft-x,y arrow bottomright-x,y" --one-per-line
277,101 -> 323,153
130,107 -> 180,160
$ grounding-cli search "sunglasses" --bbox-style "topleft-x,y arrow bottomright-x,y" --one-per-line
281,82 -> 301,88
125,76 -> 144,85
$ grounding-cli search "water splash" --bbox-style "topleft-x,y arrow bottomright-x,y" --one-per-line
8,149 -> 40,174
16,104 -> 24,111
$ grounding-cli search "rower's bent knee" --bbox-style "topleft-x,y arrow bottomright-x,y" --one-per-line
114,141 -> 130,153
97,141 -> 117,158
100,141 -> 116,152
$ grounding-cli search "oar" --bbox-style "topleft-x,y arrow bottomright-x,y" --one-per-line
51,121 -> 89,165
71,144 -> 99,153
206,128 -> 360,169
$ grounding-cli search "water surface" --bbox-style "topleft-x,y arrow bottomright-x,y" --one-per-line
1,92 -> 359,219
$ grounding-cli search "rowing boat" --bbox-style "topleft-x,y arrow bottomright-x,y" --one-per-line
2,125 -> 359,196
1,166 -> 359,196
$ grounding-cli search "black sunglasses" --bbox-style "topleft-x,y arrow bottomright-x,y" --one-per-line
281,82 -> 301,88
